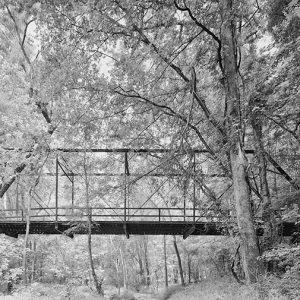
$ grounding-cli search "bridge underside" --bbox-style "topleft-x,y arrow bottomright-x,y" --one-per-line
0,221 -> 224,238
0,221 -> 298,239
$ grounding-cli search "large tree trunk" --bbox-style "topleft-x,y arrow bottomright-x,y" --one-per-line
173,236 -> 185,286
221,0 -> 262,283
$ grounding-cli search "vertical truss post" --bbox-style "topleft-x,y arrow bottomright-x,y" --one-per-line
193,153 -> 196,223
184,195 -> 186,222
124,152 -> 127,222
16,175 -> 19,220
71,174 -> 74,215
55,154 -> 59,223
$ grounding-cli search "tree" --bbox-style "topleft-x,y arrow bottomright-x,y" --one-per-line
163,235 -> 168,287
173,235 -> 185,286
1,0 -> 299,286
83,150 -> 104,295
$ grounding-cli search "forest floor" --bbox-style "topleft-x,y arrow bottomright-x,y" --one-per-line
0,277 -> 288,300
165,277 -> 287,300
166,280 -> 259,300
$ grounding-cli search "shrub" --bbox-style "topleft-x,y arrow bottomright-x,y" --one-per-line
260,245 -> 300,299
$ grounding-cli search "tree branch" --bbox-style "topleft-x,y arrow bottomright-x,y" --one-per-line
263,113 -> 300,143
265,152 -> 300,190
115,3 -> 226,137
114,87 -> 229,174
173,0 -> 223,71
0,163 -> 27,198
6,5 -> 31,66
22,19 -> 35,47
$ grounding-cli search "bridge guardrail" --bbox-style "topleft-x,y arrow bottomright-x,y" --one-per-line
0,206 -> 228,223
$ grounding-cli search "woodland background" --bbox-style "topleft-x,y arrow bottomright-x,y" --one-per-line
0,0 -> 299,299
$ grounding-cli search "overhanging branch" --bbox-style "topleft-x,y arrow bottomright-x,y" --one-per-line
116,4 -> 226,137
114,87 -> 229,174
265,152 -> 300,190
174,0 -> 223,71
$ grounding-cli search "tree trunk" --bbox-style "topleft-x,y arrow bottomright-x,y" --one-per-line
87,212 -> 103,294
136,241 -> 144,283
173,267 -> 178,283
143,237 -> 151,286
187,254 -> 191,284
221,0 -> 262,283
39,256 -> 44,281
83,152 -> 103,295
163,235 -> 168,288
250,98 -> 276,249
115,258 -> 121,295
31,239 -> 37,282
120,247 -> 128,289
173,236 -> 185,286
22,189 -> 32,285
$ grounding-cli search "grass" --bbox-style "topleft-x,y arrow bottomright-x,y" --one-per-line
0,277 -> 289,300
162,277 -> 288,300
0,283 -> 105,300
156,285 -> 183,300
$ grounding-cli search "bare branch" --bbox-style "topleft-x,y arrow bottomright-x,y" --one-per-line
173,0 -> 223,71
6,5 -> 31,66
265,152 -> 300,190
114,3 -> 226,137
22,19 -> 35,47
114,87 -> 229,175
263,113 -> 300,143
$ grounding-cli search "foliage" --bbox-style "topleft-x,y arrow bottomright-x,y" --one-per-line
260,245 -> 300,299
168,278 -> 261,300
0,235 -> 23,283
0,0 -> 299,296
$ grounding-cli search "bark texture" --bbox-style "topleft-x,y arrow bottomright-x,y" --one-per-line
221,0 -> 262,283
143,237 -> 151,286
173,235 -> 185,286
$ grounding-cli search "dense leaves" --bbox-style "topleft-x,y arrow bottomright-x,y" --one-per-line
0,0 -> 299,297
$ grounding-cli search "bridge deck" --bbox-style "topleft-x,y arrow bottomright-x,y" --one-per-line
0,220 -> 298,239
0,221 -> 225,238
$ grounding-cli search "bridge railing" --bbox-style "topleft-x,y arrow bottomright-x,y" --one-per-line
0,206 -> 224,223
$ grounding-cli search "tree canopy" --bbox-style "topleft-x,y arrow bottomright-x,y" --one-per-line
0,0 -> 299,294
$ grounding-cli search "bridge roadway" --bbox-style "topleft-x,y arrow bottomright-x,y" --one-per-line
0,220 -> 298,239
0,220 -> 226,239
0,207 -> 299,239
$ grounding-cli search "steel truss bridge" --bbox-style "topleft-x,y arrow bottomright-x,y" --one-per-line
0,148 -> 298,239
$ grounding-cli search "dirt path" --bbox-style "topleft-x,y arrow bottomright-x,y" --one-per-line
134,292 -> 158,300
